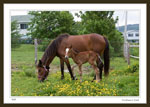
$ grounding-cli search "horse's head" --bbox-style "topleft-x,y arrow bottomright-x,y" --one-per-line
36,60 -> 50,82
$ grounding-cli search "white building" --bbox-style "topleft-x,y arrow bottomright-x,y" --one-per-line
124,30 -> 139,43
11,15 -> 34,37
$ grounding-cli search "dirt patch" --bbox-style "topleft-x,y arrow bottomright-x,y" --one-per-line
11,62 -> 93,75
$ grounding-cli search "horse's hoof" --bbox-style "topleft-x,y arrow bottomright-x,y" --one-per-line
74,76 -> 78,80
61,76 -> 64,80
72,76 -> 77,80
91,79 -> 95,82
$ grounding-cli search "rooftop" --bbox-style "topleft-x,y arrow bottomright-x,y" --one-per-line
126,30 -> 139,33
11,15 -> 34,22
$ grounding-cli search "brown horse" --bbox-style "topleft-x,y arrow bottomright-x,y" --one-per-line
36,33 -> 109,82
65,45 -> 102,82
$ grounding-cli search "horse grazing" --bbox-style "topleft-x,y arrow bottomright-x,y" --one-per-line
65,45 -> 102,82
36,33 -> 109,82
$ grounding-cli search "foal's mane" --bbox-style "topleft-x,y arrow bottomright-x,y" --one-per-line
72,48 -> 80,55
42,33 -> 69,65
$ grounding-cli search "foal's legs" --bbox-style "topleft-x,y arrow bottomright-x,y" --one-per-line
60,58 -> 64,80
90,58 -> 100,82
92,56 -> 103,81
71,64 -> 78,79
78,64 -> 82,83
64,58 -> 75,80
91,64 -> 100,82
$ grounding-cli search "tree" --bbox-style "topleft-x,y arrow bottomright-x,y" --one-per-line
71,21 -> 86,35
28,11 -> 75,39
77,11 -> 124,56
11,20 -> 21,48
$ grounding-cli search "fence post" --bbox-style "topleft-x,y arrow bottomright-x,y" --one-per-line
124,42 -> 130,66
34,38 -> 38,65
124,42 -> 127,62
127,43 -> 130,65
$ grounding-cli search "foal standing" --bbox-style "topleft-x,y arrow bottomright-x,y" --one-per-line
65,46 -> 102,83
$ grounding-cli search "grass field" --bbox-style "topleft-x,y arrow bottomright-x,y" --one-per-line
11,44 -> 139,96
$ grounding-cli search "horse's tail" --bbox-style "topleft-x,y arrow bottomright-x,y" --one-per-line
103,37 -> 110,76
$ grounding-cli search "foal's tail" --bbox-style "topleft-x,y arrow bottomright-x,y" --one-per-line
103,37 -> 110,76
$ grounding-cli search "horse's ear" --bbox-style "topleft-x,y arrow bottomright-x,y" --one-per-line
46,66 -> 50,69
38,60 -> 43,67
69,44 -> 72,48
39,60 -> 42,64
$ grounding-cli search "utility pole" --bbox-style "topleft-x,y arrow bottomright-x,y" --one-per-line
124,11 -> 127,43
34,38 -> 38,65
117,17 -> 119,31
123,11 -> 130,65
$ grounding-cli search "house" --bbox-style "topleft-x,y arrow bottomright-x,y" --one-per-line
123,30 -> 139,43
11,15 -> 34,43
11,15 -> 34,37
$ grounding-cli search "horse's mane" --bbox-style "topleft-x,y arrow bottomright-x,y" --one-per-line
42,33 -> 69,65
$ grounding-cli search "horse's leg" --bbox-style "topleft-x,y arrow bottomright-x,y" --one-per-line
96,56 -> 104,80
91,64 -> 100,82
64,58 -> 75,80
78,64 -> 82,83
60,58 -> 64,80
99,62 -> 104,80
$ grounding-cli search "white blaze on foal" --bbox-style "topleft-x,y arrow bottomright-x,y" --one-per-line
65,48 -> 69,58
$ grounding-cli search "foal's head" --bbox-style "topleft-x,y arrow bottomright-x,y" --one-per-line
65,45 -> 79,59
36,60 -> 50,82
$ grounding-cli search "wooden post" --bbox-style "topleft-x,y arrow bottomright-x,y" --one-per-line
34,38 -> 38,65
127,43 -> 130,65
123,11 -> 128,64
124,43 -> 127,61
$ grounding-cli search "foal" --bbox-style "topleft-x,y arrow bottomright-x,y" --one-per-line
65,46 -> 101,83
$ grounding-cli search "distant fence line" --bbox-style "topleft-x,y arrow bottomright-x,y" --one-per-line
124,43 -> 139,65
130,45 -> 139,59
130,45 -> 139,48
130,55 -> 139,59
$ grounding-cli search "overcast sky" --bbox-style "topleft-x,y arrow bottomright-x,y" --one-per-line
11,10 -> 140,27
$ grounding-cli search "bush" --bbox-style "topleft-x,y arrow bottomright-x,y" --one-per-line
130,47 -> 139,57
24,69 -> 36,78
19,38 -> 33,44
11,20 -> 21,49
22,66 -> 36,78
125,63 -> 139,73
38,40 -> 51,52
109,44 -> 114,58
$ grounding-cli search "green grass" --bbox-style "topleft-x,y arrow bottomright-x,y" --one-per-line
130,47 -> 139,57
11,44 -> 139,96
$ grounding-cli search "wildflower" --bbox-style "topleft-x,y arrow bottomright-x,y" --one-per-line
128,65 -> 130,68
86,90 -> 89,94
50,94 -> 53,96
